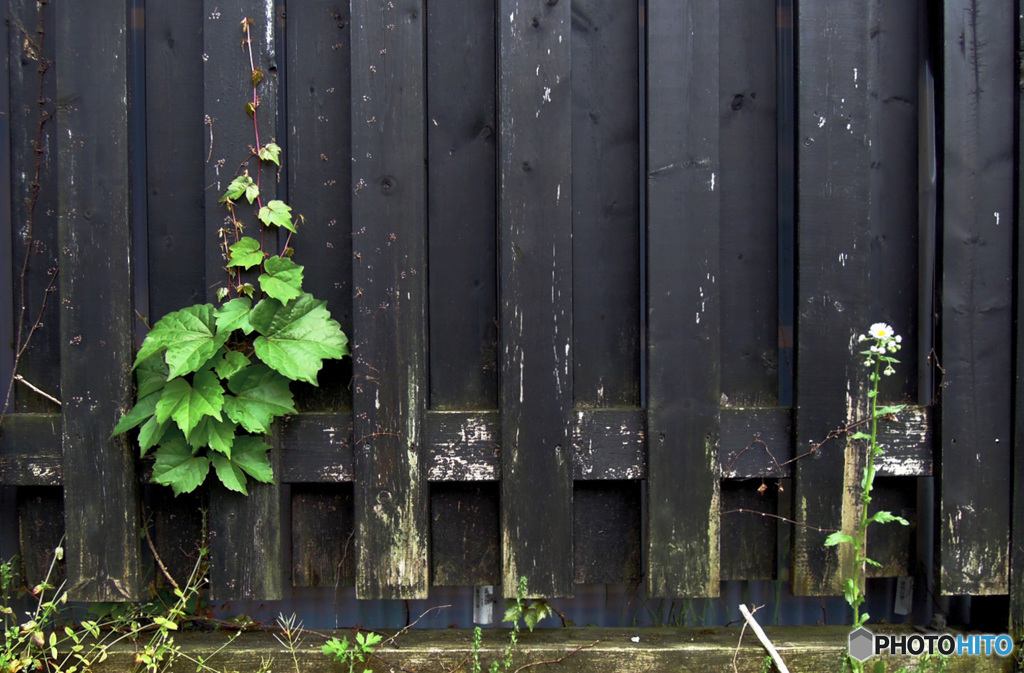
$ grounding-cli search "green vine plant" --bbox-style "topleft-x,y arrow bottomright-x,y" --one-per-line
825,322 -> 910,672
113,18 -> 349,496
470,577 -> 555,673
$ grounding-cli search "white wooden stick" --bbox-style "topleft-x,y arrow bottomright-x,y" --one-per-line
739,603 -> 789,673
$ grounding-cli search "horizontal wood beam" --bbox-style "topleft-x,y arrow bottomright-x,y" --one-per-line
0,407 -> 934,486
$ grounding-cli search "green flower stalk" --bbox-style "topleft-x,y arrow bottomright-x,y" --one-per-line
826,323 -> 910,644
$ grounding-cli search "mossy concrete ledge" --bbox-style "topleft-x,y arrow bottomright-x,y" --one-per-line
87,626 -> 1014,672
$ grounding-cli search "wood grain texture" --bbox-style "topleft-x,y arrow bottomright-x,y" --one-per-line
56,0 -> 142,602
286,1 -> 353,413
645,0 -> 721,598
426,0 -> 498,412
350,0 -> 429,599
498,0 -> 574,598
1013,0 -> 1024,635
145,0 -> 206,318
792,0 -> 921,596
940,0 -> 1014,596
8,0 -> 59,415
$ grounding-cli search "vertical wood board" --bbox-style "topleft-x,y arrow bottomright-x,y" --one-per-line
939,0 -> 1014,596
203,0 -> 284,601
645,0 -> 721,598
350,0 -> 429,599
498,0 -> 574,598
427,0 -> 498,411
56,0 -> 141,601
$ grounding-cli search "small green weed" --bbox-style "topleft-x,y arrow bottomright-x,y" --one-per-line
322,630 -> 383,673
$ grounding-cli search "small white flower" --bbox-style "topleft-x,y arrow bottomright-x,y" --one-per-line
895,335 -> 902,344
869,323 -> 894,340
858,334 -> 868,342
884,365 -> 895,376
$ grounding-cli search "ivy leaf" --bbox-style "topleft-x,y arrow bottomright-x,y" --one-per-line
211,453 -> 248,495
842,578 -> 858,607
155,371 -> 226,438
214,351 -> 251,380
151,436 -> 210,496
258,256 -> 304,303
252,67 -> 264,87
227,237 -> 264,270
867,510 -> 909,526
258,142 -> 280,166
221,173 -> 259,204
187,416 -> 236,457
824,531 -> 855,547
250,294 -> 349,384
137,305 -> 228,379
223,365 -> 296,434
875,405 -> 906,417
214,298 -> 254,335
136,353 -> 169,399
257,200 -> 296,232
138,416 -> 173,456
112,393 -> 159,436
231,436 -> 274,483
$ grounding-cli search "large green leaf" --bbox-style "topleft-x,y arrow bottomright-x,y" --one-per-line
220,172 -> 259,204
136,305 -> 228,378
227,237 -> 264,270
258,256 -> 303,303
211,453 -> 248,494
214,350 -> 251,380
138,416 -> 173,456
249,294 -> 349,384
214,298 -> 254,335
231,435 -> 274,483
257,200 -> 296,232
111,393 -> 159,436
135,353 -> 169,399
151,437 -> 210,496
223,365 -> 296,434
155,371 -> 225,437
187,415 -> 236,457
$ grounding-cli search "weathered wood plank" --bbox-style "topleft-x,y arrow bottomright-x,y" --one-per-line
292,484 -> 354,588
1013,0 -> 1024,636
792,0 -> 872,597
865,478 -> 915,578
280,412 -> 353,482
717,0 -> 781,581
431,483 -> 500,586
497,0 -> 574,598
350,0 -> 429,599
56,0 -> 141,602
570,0 -> 640,408
149,487 -> 206,590
0,0 -> 13,404
940,0 -> 1014,596
426,411 -> 500,482
645,0 -> 721,597
720,482 -> 777,581
203,0 -> 283,601
719,0 -> 778,408
286,1 -> 353,413
8,0 -> 59,415
574,482 -> 641,584
720,406 -> 932,479
17,487 -> 63,589
792,0 -> 921,596
572,408 -> 644,480
145,0 -> 205,318
426,0 -> 498,412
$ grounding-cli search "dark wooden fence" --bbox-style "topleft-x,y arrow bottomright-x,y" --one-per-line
0,0 -> 1021,629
